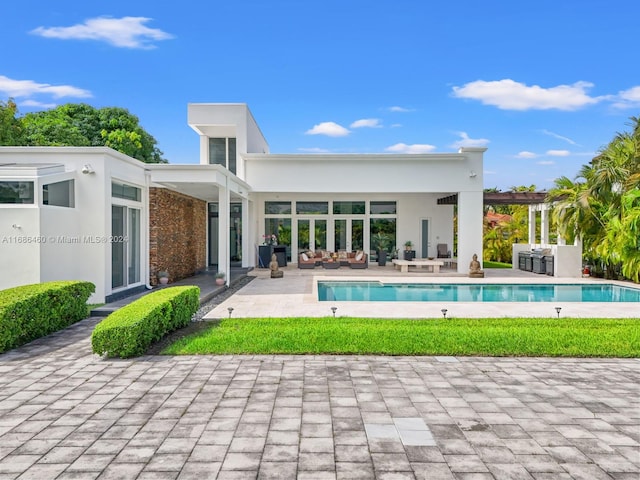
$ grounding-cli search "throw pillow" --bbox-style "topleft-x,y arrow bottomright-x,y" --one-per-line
355,251 -> 364,261
301,253 -> 309,261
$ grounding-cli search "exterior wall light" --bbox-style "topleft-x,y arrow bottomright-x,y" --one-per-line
469,171 -> 477,178
81,164 -> 95,174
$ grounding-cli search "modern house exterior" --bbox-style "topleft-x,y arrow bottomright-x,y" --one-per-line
0,103 -> 486,302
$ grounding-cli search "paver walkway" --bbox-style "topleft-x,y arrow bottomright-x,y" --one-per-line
0,318 -> 638,479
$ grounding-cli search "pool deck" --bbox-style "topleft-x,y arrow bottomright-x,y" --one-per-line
204,266 -> 640,320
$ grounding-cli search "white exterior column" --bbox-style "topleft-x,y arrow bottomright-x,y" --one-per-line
241,196 -> 249,268
218,179 -> 230,285
199,135 -> 209,165
528,205 -> 536,245
540,204 -> 549,245
457,191 -> 483,273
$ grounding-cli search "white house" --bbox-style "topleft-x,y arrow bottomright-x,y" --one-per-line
0,103 -> 485,302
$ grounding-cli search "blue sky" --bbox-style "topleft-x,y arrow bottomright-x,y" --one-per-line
3,0 -> 639,190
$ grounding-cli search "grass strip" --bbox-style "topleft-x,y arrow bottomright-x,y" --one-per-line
483,261 -> 513,268
162,317 -> 640,357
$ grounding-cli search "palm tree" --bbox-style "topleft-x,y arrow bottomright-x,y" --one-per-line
549,117 -> 640,281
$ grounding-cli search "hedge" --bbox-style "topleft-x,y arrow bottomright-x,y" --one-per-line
91,286 -> 200,358
0,281 -> 95,353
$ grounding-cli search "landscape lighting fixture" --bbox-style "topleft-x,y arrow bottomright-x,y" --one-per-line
555,307 -> 561,318
227,307 -> 234,318
441,308 -> 448,319
331,306 -> 337,317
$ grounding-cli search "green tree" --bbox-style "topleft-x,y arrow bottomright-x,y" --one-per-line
9,102 -> 166,163
0,99 -> 24,145
548,117 -> 640,282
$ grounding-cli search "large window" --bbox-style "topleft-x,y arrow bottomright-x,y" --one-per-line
334,201 -> 365,214
209,137 -> 237,174
265,201 -> 292,214
43,180 -> 74,207
0,181 -> 34,204
370,218 -> 396,260
265,218 -> 291,260
112,181 -> 141,202
296,201 -> 329,215
370,201 -> 396,214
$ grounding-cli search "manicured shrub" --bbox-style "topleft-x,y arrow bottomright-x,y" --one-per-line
0,281 -> 95,353
91,286 -> 199,358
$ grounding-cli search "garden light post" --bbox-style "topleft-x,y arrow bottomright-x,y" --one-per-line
331,306 -> 337,317
555,307 -> 561,318
441,308 -> 448,319
228,307 -> 234,318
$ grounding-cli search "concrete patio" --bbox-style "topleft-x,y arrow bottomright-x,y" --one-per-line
0,317 -> 638,479
0,267 -> 638,479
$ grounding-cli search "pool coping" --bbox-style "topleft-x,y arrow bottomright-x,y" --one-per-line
204,269 -> 640,320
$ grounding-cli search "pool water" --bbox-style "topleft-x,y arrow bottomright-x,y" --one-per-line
317,282 -> 640,302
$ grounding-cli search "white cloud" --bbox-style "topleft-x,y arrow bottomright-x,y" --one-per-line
0,75 -> 91,99
537,160 -> 555,165
612,85 -> 640,108
452,79 -> 603,111
298,147 -> 330,153
516,151 -> 538,159
388,106 -> 413,112
30,16 -> 174,49
305,121 -> 350,137
546,149 -> 570,157
350,118 -> 382,128
542,129 -> 579,146
450,131 -> 490,149
390,123 -> 402,128
19,99 -> 57,109
385,143 -> 436,154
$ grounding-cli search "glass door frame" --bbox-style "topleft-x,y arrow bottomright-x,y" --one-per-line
296,217 -> 328,254
333,216 -> 365,252
111,203 -> 142,291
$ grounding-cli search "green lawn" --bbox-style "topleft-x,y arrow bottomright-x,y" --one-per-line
162,317 -> 640,357
483,261 -> 513,268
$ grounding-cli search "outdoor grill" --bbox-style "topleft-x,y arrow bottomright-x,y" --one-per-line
518,251 -> 533,272
519,249 -> 554,275
531,250 -> 546,274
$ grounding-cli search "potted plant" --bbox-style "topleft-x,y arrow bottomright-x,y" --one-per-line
404,240 -> 413,251
215,271 -> 226,286
372,233 -> 390,266
157,270 -> 169,285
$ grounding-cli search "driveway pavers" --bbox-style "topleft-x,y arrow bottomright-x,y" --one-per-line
0,317 -> 638,479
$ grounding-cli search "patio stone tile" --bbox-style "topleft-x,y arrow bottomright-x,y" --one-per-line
257,461 -> 297,479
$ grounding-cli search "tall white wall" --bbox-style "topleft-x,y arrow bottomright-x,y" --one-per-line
0,208 -> 41,289
0,148 -> 149,302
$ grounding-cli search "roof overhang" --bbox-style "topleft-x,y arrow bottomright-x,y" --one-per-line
146,164 -> 251,202
437,192 -> 550,205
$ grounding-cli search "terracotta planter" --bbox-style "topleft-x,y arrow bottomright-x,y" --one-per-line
215,278 -> 225,286
159,277 -> 169,285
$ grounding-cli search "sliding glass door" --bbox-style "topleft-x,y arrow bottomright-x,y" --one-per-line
112,205 -> 140,289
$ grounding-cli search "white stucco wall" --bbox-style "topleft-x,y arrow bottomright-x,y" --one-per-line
0,148 -> 149,302
0,208 -> 41,289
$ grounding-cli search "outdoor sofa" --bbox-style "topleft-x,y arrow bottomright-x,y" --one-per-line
298,250 -> 368,269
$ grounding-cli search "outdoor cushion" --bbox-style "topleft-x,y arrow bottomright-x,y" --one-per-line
355,251 -> 364,261
301,252 -> 309,261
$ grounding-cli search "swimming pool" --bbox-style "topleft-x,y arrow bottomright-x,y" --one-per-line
317,282 -> 640,302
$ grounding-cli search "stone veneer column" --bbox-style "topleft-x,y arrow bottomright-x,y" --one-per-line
149,188 -> 206,285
